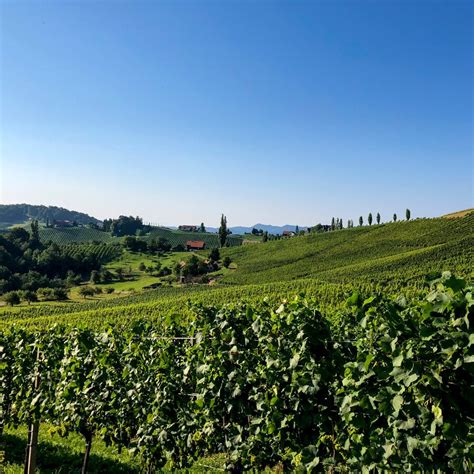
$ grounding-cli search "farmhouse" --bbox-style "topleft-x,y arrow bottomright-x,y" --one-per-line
186,240 -> 206,251
282,230 -> 296,238
179,225 -> 198,232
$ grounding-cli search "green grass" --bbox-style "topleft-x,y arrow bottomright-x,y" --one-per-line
2,424 -> 228,473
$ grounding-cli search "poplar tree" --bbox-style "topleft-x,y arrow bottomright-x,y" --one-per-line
368,213 -> 373,226
218,214 -> 228,247
376,212 -> 381,225
359,216 -> 363,226
406,208 -> 411,221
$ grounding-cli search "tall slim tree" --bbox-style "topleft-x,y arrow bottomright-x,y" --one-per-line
393,213 -> 397,222
295,225 -> 299,234
331,217 -> 335,231
368,213 -> 373,226
376,212 -> 381,225
200,222 -> 206,233
30,219 -> 40,243
218,214 -> 228,248
406,208 -> 411,221
359,216 -> 363,226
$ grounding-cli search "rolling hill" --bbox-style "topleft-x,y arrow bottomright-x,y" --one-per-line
221,215 -> 474,286
0,203 -> 101,228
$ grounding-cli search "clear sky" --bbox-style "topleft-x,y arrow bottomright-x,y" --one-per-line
1,0 -> 472,227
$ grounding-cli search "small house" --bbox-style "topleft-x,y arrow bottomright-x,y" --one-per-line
282,230 -> 296,238
186,240 -> 206,251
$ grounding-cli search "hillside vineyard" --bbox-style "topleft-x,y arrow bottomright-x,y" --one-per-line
1,214 -> 473,472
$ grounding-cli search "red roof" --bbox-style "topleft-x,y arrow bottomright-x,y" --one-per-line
186,240 -> 206,249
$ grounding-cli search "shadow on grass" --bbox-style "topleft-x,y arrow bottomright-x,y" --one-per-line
2,433 -> 140,473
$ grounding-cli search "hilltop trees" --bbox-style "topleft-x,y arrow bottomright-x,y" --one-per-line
359,216 -> 363,226
218,214 -> 228,247
199,223 -> 206,233
368,213 -> 373,226
376,213 -> 381,225
393,213 -> 397,222
104,216 -> 144,236
406,208 -> 411,221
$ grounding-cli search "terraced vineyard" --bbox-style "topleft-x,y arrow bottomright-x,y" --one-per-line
39,226 -> 117,244
148,226 -> 243,248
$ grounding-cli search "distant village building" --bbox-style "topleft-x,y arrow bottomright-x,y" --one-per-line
179,225 -> 198,232
53,219 -> 74,228
282,230 -> 296,238
186,240 -> 206,251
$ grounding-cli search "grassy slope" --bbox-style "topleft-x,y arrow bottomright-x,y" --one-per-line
221,215 -> 474,285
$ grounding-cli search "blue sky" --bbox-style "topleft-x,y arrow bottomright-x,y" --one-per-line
1,0 -> 472,227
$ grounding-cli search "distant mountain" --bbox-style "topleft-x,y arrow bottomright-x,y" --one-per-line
0,204 -> 101,227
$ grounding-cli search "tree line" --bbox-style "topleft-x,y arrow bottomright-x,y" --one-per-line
0,222 -> 113,305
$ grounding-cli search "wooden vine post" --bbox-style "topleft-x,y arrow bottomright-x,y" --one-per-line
24,347 -> 40,474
